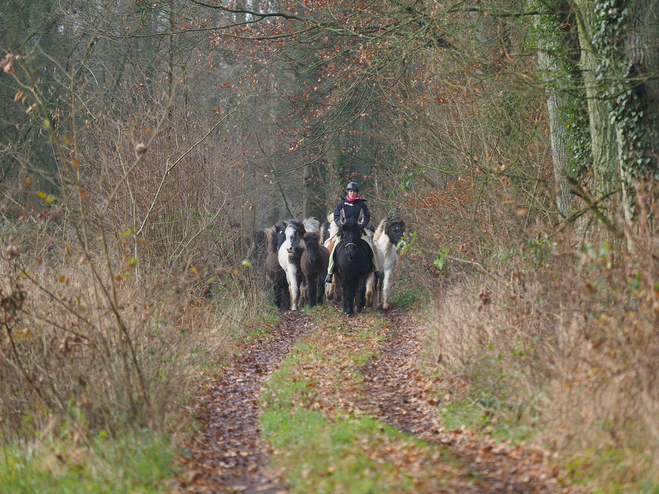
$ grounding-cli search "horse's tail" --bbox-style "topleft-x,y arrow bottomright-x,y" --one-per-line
265,225 -> 278,254
303,217 -> 320,234
374,218 -> 387,242
320,221 -> 330,245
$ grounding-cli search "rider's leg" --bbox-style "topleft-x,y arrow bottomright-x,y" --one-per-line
325,238 -> 341,283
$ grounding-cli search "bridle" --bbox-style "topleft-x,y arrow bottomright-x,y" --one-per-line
343,241 -> 359,261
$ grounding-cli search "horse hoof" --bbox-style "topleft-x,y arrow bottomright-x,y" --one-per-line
346,312 -> 354,317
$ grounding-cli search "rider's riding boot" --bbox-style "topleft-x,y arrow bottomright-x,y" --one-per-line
374,270 -> 384,279
325,272 -> 333,284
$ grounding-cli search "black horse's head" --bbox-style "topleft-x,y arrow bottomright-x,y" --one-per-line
266,223 -> 288,254
276,223 -> 287,250
385,218 -> 406,247
339,220 -> 365,261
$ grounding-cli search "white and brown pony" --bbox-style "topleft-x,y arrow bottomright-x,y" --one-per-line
278,217 -> 320,311
366,217 -> 405,309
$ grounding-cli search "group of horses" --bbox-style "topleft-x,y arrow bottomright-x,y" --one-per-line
264,214 -> 405,316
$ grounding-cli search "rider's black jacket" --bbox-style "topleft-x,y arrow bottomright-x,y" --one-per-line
333,197 -> 371,228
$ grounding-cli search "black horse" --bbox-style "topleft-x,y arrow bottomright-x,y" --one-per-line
333,219 -> 372,316
265,223 -> 290,310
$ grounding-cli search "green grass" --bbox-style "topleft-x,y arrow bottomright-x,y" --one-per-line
433,352 -> 545,445
388,290 -> 420,311
263,407 -> 421,493
565,446 -> 659,493
0,431 -> 176,494
260,335 -> 466,493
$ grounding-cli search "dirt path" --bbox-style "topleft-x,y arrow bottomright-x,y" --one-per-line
175,312 -> 309,493
360,312 -> 572,493
175,308 -> 574,493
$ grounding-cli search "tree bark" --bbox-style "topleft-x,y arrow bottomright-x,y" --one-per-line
537,49 -> 572,217
573,0 -> 619,194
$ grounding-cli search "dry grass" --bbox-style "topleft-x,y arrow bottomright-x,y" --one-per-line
420,227 -> 659,488
0,237 -> 260,442
0,61 -> 274,448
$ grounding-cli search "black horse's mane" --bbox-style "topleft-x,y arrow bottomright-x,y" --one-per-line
339,219 -> 363,236
338,220 -> 372,257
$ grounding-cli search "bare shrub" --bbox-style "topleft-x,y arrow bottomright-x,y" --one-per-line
422,250 -> 563,427
0,53 -> 267,447
546,240 -> 659,483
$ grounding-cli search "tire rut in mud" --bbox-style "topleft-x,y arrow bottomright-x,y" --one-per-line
175,312 -> 309,494
359,311 -> 573,494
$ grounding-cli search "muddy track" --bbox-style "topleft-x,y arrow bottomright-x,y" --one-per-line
175,307 -> 575,494
175,312 -> 309,494
360,311 -> 573,494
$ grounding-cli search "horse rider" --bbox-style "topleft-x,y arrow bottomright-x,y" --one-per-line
325,181 -> 383,284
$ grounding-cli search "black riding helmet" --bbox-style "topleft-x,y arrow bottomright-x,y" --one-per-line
346,181 -> 360,192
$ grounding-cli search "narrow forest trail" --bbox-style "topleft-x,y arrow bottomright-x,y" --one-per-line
359,313 -> 570,493
174,311 -> 310,493
174,307 -> 576,494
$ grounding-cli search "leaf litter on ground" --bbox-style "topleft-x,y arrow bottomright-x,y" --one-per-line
173,306 -> 583,493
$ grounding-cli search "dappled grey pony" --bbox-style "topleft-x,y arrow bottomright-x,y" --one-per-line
366,217 -> 405,309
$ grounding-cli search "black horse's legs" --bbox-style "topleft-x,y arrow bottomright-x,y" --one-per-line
344,281 -> 355,316
273,283 -> 282,308
281,282 -> 291,311
316,277 -> 325,305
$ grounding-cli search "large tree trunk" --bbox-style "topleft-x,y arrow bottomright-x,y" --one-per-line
573,0 -> 619,194
618,0 -> 659,229
537,49 -> 572,218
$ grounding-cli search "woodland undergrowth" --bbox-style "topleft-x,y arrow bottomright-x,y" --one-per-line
0,56 -> 271,486
0,213 -> 270,490
418,217 -> 659,490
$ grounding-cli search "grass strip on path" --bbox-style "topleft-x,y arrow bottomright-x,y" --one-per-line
260,306 -> 479,494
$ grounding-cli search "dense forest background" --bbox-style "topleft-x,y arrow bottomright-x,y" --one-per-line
1,0 -> 658,490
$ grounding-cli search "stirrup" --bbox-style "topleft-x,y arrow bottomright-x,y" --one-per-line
325,273 -> 333,284
374,270 -> 383,279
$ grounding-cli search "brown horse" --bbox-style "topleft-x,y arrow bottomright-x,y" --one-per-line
300,231 -> 330,308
